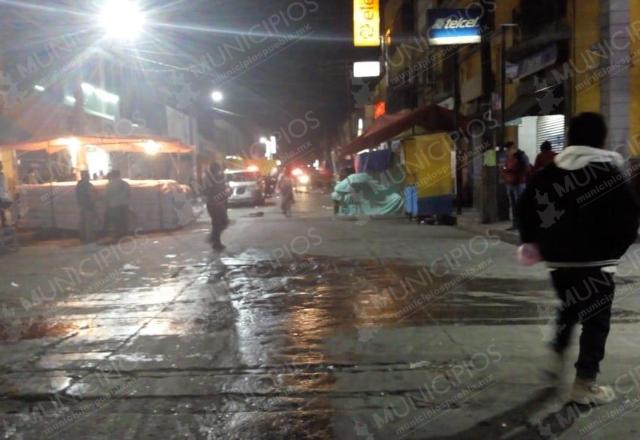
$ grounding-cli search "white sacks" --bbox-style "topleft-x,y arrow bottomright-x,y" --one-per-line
17,180 -> 195,232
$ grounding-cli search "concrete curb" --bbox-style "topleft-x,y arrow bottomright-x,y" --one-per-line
456,216 -> 520,246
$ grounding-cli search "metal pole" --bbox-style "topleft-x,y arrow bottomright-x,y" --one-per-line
453,47 -> 462,215
500,27 -> 507,150
496,26 -> 507,218
480,0 -> 495,223
47,149 -> 55,229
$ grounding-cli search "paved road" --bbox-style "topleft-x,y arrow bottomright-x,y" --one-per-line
1,193 -> 640,439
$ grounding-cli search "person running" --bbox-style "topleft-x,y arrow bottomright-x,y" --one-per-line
533,141 -> 557,172
75,170 -> 97,243
203,163 -> 229,251
519,112 -> 639,405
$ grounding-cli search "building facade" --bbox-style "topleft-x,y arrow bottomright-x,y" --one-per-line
338,0 -> 640,223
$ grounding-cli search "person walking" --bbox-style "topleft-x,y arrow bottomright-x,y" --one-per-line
501,142 -> 530,230
203,163 -> 229,251
278,169 -> 294,217
105,170 -> 130,240
519,112 -> 639,405
533,141 -> 557,172
0,162 -> 12,228
75,170 -> 97,243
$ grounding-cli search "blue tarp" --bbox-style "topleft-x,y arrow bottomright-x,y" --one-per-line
354,150 -> 393,173
332,172 -> 404,216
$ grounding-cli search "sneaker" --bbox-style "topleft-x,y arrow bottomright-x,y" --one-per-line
212,243 -> 226,252
569,378 -> 616,405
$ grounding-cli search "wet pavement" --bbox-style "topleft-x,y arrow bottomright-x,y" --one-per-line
2,193 -> 640,439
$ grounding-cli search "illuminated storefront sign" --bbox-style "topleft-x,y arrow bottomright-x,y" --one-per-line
354,0 -> 380,47
427,9 -> 482,46
353,61 -> 380,78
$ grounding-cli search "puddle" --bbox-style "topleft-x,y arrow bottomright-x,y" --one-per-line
219,256 -> 555,328
0,320 -> 78,341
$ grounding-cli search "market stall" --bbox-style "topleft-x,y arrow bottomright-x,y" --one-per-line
0,135 -> 195,231
18,180 -> 194,232
402,133 -> 455,219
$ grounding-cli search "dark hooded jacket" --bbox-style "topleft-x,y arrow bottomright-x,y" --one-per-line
519,145 -> 639,268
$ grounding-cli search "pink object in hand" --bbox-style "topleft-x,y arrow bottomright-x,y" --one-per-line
517,243 -> 542,266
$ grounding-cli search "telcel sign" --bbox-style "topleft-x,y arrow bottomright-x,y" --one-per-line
427,9 -> 482,46
353,0 -> 380,47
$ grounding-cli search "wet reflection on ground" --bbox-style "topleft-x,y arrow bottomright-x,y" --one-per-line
2,252 -> 640,439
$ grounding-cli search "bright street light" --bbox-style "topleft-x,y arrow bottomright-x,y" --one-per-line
211,90 -> 224,103
98,0 -> 146,42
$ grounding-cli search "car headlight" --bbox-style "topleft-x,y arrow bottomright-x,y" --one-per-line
298,174 -> 310,185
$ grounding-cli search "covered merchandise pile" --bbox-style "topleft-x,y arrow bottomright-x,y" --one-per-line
331,173 -> 404,216
17,180 -> 195,231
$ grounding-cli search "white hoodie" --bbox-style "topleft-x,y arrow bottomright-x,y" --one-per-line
554,145 -> 625,171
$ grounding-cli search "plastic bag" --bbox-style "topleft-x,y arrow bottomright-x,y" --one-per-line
517,243 -> 542,266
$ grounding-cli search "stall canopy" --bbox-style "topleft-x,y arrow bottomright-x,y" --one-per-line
0,134 -> 193,154
339,104 -> 468,157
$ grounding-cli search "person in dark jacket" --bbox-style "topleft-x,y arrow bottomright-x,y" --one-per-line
105,170 -> 130,240
533,141 -> 557,171
501,142 -> 530,230
519,112 -> 639,405
75,170 -> 97,243
203,163 -> 229,251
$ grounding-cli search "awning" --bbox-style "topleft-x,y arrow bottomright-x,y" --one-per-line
506,23 -> 571,62
505,84 -> 565,122
0,135 -> 193,155
504,95 -> 539,122
339,104 -> 467,156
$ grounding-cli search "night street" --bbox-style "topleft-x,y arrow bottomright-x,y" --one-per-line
3,0 -> 640,438
1,193 -> 640,439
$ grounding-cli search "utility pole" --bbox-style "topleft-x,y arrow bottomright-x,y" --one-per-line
479,0 -> 495,223
453,47 -> 462,215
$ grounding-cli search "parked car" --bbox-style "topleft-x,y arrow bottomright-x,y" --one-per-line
225,170 -> 264,206
291,167 -> 313,193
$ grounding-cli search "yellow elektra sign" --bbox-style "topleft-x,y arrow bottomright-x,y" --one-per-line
353,0 -> 380,47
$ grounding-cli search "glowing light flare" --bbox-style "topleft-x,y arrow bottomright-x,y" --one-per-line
291,168 -> 303,177
247,165 -> 260,172
297,174 -> 310,185
211,90 -> 223,103
143,140 -> 160,155
62,138 -> 81,169
98,0 -> 146,42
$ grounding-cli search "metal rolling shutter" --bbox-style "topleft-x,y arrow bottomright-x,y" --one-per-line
537,115 -> 565,152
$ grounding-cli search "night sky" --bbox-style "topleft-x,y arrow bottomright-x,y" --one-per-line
2,0 -> 356,155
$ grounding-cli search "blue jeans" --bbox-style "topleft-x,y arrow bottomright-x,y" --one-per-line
506,183 -> 525,228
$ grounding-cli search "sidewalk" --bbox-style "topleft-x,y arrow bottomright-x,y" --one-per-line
455,209 -> 520,245
456,208 -> 640,245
